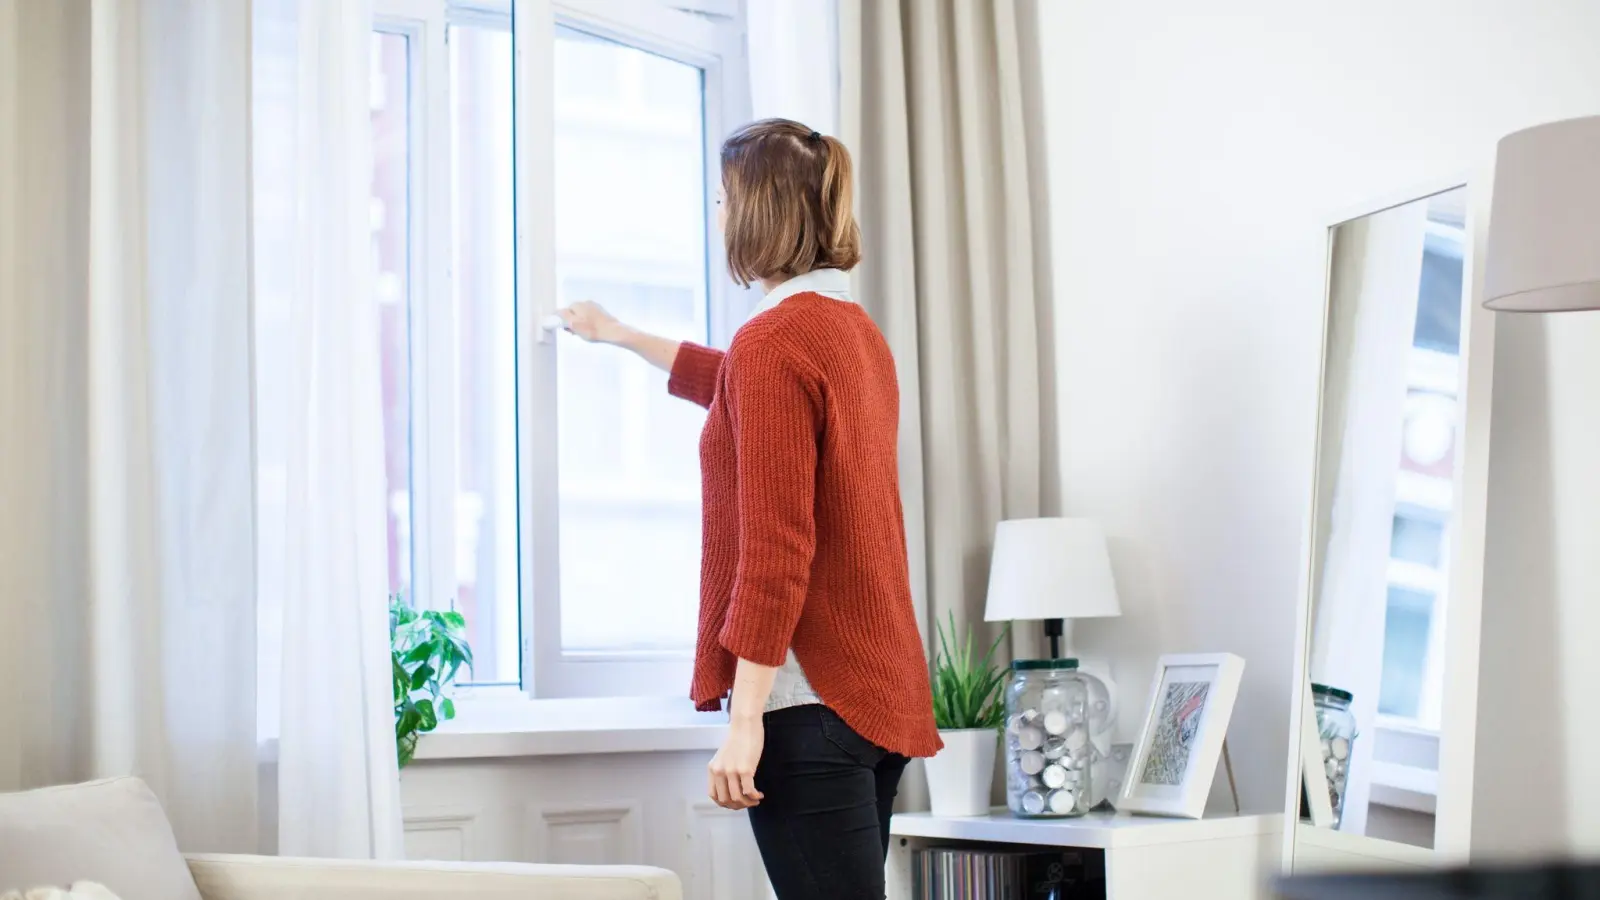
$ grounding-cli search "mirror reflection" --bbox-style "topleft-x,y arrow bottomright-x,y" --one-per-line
1298,186 -> 1468,855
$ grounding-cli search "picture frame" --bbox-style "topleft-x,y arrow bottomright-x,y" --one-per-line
1298,679 -> 1336,827
1118,652 -> 1246,819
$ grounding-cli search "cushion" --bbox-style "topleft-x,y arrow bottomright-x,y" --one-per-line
1,881 -> 125,900
0,779 -> 202,900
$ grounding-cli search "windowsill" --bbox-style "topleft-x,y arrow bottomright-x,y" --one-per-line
410,693 -> 729,762
1368,721 -> 1439,815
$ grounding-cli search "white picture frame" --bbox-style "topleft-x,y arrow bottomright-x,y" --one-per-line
1298,680 -> 1336,828
1118,652 -> 1245,819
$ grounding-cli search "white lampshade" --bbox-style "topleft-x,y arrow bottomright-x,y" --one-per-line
1484,115 -> 1600,312
984,518 -> 1122,622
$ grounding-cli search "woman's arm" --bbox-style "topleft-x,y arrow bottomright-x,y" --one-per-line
556,301 -> 679,370
613,328 -> 682,372
556,301 -> 724,408
705,336 -> 819,812
708,658 -> 776,810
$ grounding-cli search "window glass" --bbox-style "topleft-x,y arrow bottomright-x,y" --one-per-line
450,24 -> 520,683
553,28 -> 709,654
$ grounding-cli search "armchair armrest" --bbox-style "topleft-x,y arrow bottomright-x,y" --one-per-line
185,854 -> 682,900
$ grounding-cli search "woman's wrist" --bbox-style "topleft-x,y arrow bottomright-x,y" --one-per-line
604,321 -> 641,348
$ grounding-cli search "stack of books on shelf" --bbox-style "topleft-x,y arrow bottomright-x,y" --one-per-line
913,847 -> 1094,899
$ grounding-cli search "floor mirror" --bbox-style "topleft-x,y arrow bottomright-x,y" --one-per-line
1283,179 -> 1495,873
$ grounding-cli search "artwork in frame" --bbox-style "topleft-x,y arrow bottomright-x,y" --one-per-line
1118,653 -> 1246,819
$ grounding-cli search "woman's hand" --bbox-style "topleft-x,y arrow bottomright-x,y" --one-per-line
556,300 -> 629,344
708,715 -> 765,810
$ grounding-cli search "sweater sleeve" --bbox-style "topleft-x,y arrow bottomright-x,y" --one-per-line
716,338 -> 820,668
667,342 -> 725,409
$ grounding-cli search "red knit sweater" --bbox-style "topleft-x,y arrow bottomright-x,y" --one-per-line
668,292 -> 942,759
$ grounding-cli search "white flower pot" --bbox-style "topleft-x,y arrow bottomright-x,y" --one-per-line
925,728 -> 997,817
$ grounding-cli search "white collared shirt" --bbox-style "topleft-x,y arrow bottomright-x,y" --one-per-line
747,268 -> 852,713
753,267 -> 854,316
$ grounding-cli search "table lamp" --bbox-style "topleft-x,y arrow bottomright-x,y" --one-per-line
984,517 -> 1122,659
1482,115 -> 1600,312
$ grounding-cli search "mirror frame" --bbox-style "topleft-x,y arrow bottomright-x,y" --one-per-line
1280,171 -> 1497,871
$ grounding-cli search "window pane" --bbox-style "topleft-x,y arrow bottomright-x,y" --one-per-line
554,29 -> 708,654
451,25 -> 520,683
1412,232 -> 1464,355
1389,514 -> 1444,568
1378,586 -> 1433,718
371,30 -> 415,598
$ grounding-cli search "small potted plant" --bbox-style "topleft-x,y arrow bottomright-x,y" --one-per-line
926,612 -> 1008,817
391,596 -> 474,768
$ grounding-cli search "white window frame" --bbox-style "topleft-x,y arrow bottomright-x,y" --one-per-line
376,0 -> 527,686
517,0 -> 750,699
375,0 -> 749,698
1370,229 -> 1466,800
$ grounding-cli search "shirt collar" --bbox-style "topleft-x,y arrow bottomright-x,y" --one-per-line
753,268 -> 854,317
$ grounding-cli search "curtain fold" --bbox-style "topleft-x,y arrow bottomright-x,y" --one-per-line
251,0 -> 404,859
0,0 -> 258,853
838,0 -> 1048,663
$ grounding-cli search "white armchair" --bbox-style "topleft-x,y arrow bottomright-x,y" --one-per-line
185,855 -> 681,900
1,779 -> 681,900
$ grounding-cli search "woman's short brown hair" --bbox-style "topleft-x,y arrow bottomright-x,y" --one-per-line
720,118 -> 862,288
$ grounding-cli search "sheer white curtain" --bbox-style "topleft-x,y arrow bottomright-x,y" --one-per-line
0,0 -> 258,852
746,0 -> 837,131
252,0 -> 405,859
1309,203 -> 1428,835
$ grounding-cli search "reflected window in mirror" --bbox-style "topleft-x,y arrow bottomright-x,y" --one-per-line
1376,201 -> 1465,736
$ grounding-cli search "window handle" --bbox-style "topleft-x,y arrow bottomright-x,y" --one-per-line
538,313 -> 565,344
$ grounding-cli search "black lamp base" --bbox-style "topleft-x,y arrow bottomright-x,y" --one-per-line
1044,617 -> 1064,658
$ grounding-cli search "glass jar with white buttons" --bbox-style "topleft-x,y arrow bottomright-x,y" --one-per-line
1004,659 -> 1092,818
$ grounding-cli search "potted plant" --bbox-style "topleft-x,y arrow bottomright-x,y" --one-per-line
391,596 -> 474,768
926,612 -> 1009,817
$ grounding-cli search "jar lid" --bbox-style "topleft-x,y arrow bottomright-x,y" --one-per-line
1012,658 -> 1079,671
1311,683 -> 1353,703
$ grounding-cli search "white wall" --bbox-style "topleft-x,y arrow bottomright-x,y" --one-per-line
1033,0 -> 1600,822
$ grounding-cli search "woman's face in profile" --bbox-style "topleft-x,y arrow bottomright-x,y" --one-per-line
715,184 -> 727,235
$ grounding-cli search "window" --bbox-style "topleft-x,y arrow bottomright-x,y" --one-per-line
1375,202 -> 1465,730
371,29 -> 416,602
553,33 -> 710,658
373,0 -> 748,697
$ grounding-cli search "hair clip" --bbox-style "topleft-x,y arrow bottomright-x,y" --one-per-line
808,131 -> 822,143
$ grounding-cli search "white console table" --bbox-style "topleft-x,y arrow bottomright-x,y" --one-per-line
888,810 -> 1283,900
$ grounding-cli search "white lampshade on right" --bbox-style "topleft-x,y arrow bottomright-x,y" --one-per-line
1484,115 -> 1600,312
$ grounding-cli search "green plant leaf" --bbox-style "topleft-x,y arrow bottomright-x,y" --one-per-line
416,698 -> 438,732
392,657 -> 409,704
440,698 -> 456,721
929,615 -> 1011,730
410,663 -> 436,692
397,707 -> 422,740
392,602 -> 418,627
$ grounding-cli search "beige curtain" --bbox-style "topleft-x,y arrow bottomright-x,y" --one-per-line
838,0 -> 1049,662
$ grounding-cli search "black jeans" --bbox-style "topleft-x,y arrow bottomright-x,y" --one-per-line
748,705 -> 909,900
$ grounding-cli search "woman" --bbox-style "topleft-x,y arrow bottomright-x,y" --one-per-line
557,118 -> 939,899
